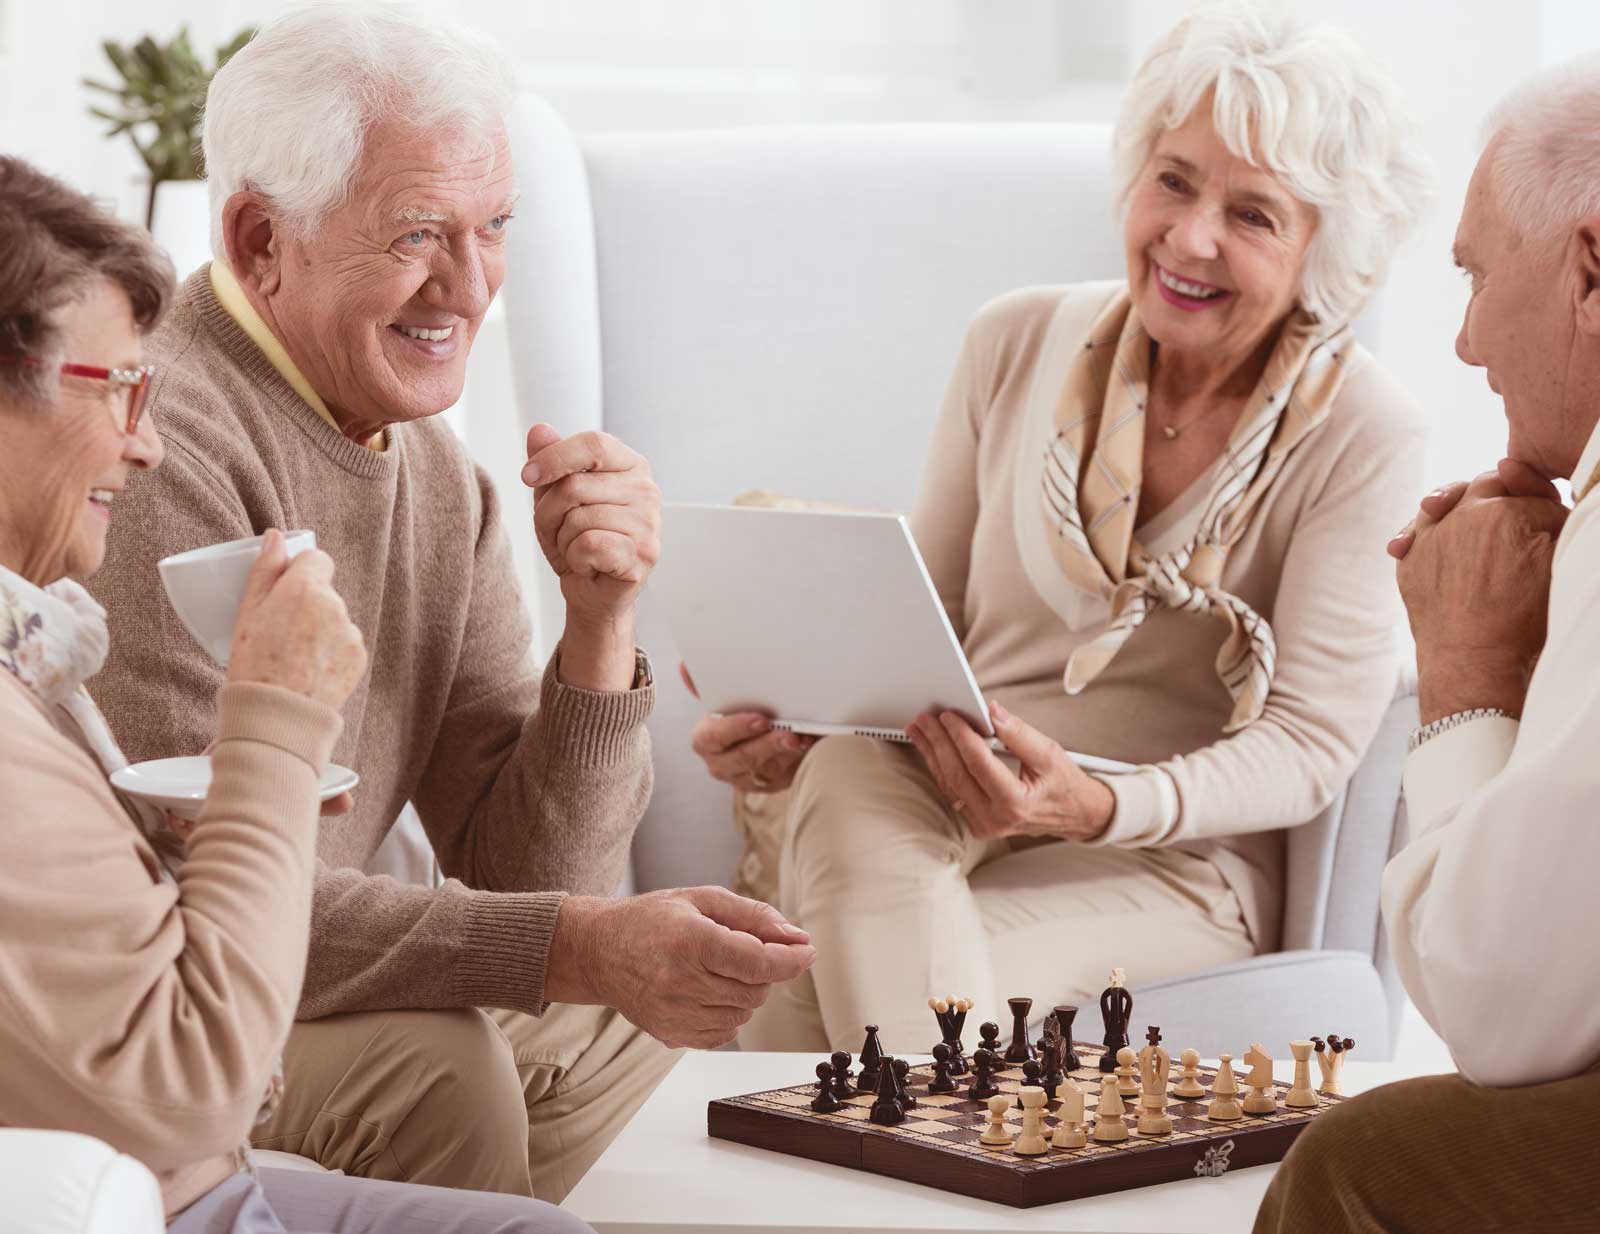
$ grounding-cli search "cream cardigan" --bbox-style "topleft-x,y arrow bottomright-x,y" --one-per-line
912,284 -> 1427,949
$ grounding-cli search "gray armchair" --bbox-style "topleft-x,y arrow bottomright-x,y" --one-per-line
501,99 -> 1413,1060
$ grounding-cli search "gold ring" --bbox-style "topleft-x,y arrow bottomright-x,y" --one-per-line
751,773 -> 771,791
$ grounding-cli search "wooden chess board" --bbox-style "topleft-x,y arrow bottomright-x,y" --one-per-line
708,1043 -> 1343,1208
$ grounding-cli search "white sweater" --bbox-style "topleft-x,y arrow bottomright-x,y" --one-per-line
1384,417 -> 1600,1087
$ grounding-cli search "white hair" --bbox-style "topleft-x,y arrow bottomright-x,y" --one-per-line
1482,52 -> 1600,251
202,2 -> 517,262
1112,1 -> 1433,325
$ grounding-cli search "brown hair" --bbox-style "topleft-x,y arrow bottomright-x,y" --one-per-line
0,156 -> 175,408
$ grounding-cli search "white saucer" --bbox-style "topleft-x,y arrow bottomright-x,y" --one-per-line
111,756 -> 360,819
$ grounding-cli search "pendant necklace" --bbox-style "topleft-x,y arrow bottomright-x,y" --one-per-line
1157,397 -> 1236,441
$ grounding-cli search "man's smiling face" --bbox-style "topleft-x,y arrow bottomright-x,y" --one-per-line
266,120 -> 517,440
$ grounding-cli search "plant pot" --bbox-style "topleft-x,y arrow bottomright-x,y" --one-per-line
147,179 -> 212,281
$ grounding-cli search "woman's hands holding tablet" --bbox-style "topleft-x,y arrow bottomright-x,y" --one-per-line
682,662 -> 818,792
907,701 -> 1114,841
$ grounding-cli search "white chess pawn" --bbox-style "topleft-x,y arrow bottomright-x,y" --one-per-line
1285,1040 -> 1318,1108
1242,1043 -> 1278,1115
1093,1075 -> 1130,1142
1115,1045 -> 1140,1096
1206,1053 -> 1244,1121
1052,1077 -> 1087,1148
1174,1047 -> 1206,1099
1014,1086 -> 1049,1156
980,1094 -> 1014,1147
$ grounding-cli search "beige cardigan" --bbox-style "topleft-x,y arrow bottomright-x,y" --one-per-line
912,284 -> 1426,949
0,674 -> 341,1216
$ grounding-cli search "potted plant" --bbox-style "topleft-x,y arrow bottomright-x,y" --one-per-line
84,27 -> 254,273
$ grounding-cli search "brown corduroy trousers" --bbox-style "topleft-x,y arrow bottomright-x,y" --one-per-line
1254,1066 -> 1600,1233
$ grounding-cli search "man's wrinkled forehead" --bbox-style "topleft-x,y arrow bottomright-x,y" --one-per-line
356,123 -> 517,227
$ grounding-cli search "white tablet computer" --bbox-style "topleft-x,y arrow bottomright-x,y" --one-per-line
651,504 -> 1131,775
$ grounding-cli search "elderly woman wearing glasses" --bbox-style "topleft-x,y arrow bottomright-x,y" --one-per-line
708,7 -> 1437,1053
0,158 -> 585,1233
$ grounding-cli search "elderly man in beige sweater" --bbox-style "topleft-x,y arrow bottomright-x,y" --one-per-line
88,5 -> 813,1205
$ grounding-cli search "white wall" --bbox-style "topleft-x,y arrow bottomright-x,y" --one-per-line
5,0 -> 1599,496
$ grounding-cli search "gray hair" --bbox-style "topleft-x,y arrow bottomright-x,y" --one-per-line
202,2 -> 517,262
1482,52 -> 1600,251
1112,2 -> 1433,325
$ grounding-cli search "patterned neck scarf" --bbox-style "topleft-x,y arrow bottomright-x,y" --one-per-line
1039,291 -> 1356,732
0,567 -> 110,709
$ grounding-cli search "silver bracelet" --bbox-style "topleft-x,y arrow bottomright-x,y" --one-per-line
1407,707 -> 1516,754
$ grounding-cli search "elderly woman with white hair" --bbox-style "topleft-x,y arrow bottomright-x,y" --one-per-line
87,0 -> 814,1206
715,6 -> 1434,1052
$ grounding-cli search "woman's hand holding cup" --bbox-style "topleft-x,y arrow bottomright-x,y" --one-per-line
227,529 -> 367,711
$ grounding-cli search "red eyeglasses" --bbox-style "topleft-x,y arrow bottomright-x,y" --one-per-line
0,357 -> 156,434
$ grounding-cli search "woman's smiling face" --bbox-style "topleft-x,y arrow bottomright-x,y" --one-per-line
1123,100 -> 1319,369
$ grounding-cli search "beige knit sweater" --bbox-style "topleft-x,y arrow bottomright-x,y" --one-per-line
0,673 -> 341,1215
89,268 -> 654,1019
914,285 -> 1426,949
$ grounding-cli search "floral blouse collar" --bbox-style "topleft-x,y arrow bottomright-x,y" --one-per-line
0,565 -> 111,709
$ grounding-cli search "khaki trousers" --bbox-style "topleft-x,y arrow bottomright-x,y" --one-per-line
740,735 -> 1254,1054
1254,1066 -> 1600,1232
250,1003 -> 679,1204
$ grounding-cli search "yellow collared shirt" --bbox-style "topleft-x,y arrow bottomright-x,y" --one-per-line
209,262 -> 385,452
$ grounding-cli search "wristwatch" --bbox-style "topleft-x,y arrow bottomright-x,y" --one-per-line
631,647 -> 654,691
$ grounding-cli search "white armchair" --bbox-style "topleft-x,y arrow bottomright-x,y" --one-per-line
501,96 -> 1415,1058
0,1129 -> 163,1234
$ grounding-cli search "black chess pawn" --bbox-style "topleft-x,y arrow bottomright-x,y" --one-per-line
869,1058 -> 906,1125
1017,1058 -> 1043,1108
891,1057 -> 918,1110
978,1021 -> 1002,1056
811,1061 -> 842,1113
829,1050 -> 854,1101
928,1043 -> 957,1094
856,1025 -> 885,1094
968,1046 -> 1001,1101
1054,1005 -> 1082,1071
1004,996 -> 1035,1063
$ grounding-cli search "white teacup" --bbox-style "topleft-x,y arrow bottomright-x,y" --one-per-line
158,530 -> 316,664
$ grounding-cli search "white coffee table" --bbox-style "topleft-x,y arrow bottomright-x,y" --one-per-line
565,1051 -> 1415,1234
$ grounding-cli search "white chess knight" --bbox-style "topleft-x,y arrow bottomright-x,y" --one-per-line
1242,1043 -> 1278,1114
1093,1075 -> 1130,1142
1052,1077 -> 1087,1148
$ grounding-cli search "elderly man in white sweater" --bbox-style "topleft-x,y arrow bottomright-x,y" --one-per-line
1255,54 -> 1600,1234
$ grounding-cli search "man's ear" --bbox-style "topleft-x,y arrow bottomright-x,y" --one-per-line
220,193 -> 282,296
1572,217 -> 1600,338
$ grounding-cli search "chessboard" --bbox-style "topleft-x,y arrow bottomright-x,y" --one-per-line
708,1043 -> 1342,1209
